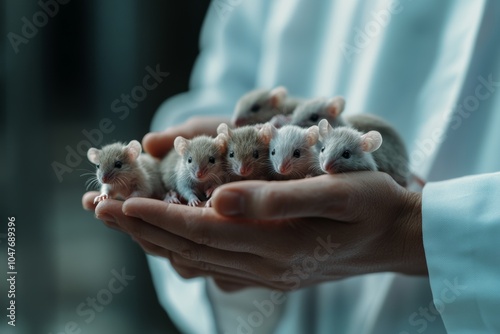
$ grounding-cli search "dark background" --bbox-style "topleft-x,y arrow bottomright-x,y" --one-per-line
1,1 -> 212,333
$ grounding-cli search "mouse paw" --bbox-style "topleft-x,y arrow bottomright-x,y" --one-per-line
205,199 -> 212,207
163,191 -> 181,204
205,186 -> 217,198
187,198 -> 201,207
93,193 -> 109,204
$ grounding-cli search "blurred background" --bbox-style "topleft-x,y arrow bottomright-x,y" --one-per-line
1,1 -> 213,333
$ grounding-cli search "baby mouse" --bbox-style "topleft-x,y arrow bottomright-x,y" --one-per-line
318,119 -> 409,186
87,140 -> 165,204
216,123 -> 271,180
160,134 -> 229,207
232,86 -> 302,127
290,96 -> 346,128
261,123 -> 323,180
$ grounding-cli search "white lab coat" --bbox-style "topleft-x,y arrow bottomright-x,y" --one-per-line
148,0 -> 500,333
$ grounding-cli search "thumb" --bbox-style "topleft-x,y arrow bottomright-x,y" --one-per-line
142,131 -> 176,158
211,175 -> 352,220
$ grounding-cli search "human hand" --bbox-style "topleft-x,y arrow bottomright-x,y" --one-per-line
84,171 -> 426,292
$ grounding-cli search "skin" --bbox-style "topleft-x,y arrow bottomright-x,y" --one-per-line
82,116 -> 427,292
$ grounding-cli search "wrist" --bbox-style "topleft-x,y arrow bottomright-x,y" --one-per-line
397,191 -> 428,275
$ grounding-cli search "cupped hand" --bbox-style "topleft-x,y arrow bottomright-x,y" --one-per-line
83,171 -> 426,292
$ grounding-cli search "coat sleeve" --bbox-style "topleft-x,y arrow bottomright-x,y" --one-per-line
422,172 -> 500,333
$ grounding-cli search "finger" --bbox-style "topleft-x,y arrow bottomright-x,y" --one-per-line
213,279 -> 251,292
136,238 -> 275,289
142,131 -> 177,158
95,198 -> 126,219
122,198 -> 286,255
102,220 -> 127,233
211,175 -> 353,220
82,191 -> 100,211
118,205 -> 268,274
169,252 -> 279,288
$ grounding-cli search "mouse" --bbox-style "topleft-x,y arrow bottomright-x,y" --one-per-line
231,86 -> 302,127
260,123 -> 323,180
160,134 -> 229,207
346,114 -> 410,187
216,123 -> 271,180
318,119 -> 409,187
87,140 -> 165,204
290,96 -> 346,128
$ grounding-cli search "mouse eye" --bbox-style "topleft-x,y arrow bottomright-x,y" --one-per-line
320,146 -> 325,153
342,150 -> 351,159
293,149 -> 301,158
114,161 -> 122,168
309,113 -> 319,122
253,150 -> 259,159
271,149 -> 275,156
250,104 -> 261,113
209,156 -> 215,164
229,151 -> 234,158
96,164 -> 100,169
188,157 -> 192,163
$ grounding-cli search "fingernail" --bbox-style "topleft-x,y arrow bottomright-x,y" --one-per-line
96,213 -> 115,223
215,190 -> 244,216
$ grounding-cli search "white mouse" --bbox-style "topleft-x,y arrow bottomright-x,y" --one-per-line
160,134 -> 229,207
216,123 -> 272,180
260,123 -> 323,180
318,119 -> 409,186
87,140 -> 165,204
231,86 -> 302,127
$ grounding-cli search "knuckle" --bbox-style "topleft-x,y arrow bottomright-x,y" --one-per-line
187,223 -> 215,248
255,185 -> 281,218
180,245 -> 202,262
196,260 -> 211,272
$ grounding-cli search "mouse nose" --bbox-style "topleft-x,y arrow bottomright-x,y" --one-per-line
102,173 -> 111,183
323,161 -> 336,174
278,161 -> 291,175
232,117 -> 246,127
196,170 -> 204,179
239,166 -> 252,177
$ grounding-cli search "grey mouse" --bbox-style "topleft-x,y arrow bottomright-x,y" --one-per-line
232,86 -> 302,127
290,96 -> 346,128
160,134 -> 229,207
217,123 -> 272,180
318,119 -> 409,187
87,140 -> 165,204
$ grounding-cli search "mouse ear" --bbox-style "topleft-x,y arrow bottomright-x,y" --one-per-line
318,119 -> 333,140
174,136 -> 190,155
217,123 -> 232,138
269,86 -> 287,108
87,148 -> 101,164
259,122 -> 277,145
306,126 -> 319,146
214,133 -> 228,153
125,140 -> 142,161
360,131 -> 383,153
326,96 -> 345,118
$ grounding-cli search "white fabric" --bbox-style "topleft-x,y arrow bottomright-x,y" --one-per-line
148,0 -> 500,333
